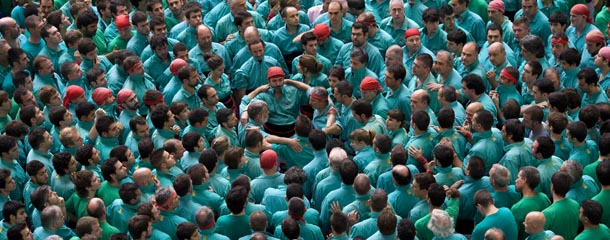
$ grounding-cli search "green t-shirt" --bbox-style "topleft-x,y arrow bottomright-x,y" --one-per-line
542,198 -> 580,240
511,193 -> 551,240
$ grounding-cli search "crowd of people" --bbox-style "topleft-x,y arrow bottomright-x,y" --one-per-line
0,0 -> 610,239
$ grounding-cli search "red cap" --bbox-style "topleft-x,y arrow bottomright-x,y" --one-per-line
404,28 -> 420,39
115,14 -> 131,29
92,88 -> 113,106
267,67 -> 285,79
260,150 -> 278,169
571,4 -> 593,23
488,0 -> 505,13
586,30 -> 605,44
313,24 -> 330,40
63,85 -> 84,108
170,59 -> 188,76
360,77 -> 382,91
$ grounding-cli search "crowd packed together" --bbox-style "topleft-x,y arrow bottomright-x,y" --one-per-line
1,0 -> 610,239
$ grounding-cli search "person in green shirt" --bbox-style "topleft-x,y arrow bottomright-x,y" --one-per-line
489,164 -> 521,210
406,110 -> 434,172
562,160 -> 600,204
152,186 -> 188,240
350,189 -> 395,239
108,14 -> 133,51
194,206 -> 230,240
430,145 -> 464,188
320,159 -> 358,235
415,184 -> 460,240
363,134 -> 392,187
67,170 -> 101,221
388,165 -> 420,219
0,136 -> 28,202
542,171 -> 580,240
24,160 -> 49,216
33,205 -> 76,240
576,200 -> 610,240
216,186 -> 254,239
594,158 -> 610,227
471,190 -> 518,240
107,183 -> 141,233
512,167 -> 551,240
49,152 -> 77,201
349,128 -> 376,173
77,10 -> 111,55
98,157 -> 128,206
86,198 -> 119,240
500,119 -> 535,184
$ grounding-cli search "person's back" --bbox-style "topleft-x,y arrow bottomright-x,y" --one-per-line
215,186 -> 253,239
471,190 -> 518,240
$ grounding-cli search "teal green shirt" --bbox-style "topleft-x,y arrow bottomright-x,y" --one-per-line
500,141 -> 535,184
388,185 -> 419,219
335,42 -> 385,77
492,185 -> 521,209
252,85 -> 308,125
123,73 -> 157,116
50,171 -> 75,200
458,177 -> 493,222
0,158 -> 27,201
379,16 -> 420,46
303,149 -> 328,197
233,56 -> 282,91
566,176 -> 600,204
320,184 -> 356,234
192,183 -> 224,216
406,132 -> 434,172
317,36 -> 343,64
464,130 -> 502,174
345,67 -> 378,99
273,24 -> 311,56
353,146 -> 376,173
364,152 -> 391,186
250,172 -> 284,204
156,210 -> 188,240
471,208 -> 518,240
106,199 -> 138,233
434,166 -> 465,188
536,156 -> 563,199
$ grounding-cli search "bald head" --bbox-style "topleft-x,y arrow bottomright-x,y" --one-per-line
243,26 -> 261,42
249,211 -> 267,231
463,42 -> 477,52
484,228 -> 505,240
353,174 -> 371,195
86,198 -> 106,219
392,165 -> 411,186
385,45 -> 404,66
524,211 -> 545,234
133,168 -> 153,186
195,206 -> 215,229
411,89 -> 430,111
0,17 -> 18,39
466,102 -> 484,124
488,42 -> 506,66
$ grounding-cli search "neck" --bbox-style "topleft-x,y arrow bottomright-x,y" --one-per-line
522,188 -> 536,197
393,18 -> 404,28
286,24 -> 298,34
29,34 -> 41,42
204,103 -> 215,110
572,140 -> 585,147
483,206 -> 498,216
36,147 -> 49,153
584,222 -> 598,229
47,42 -> 59,50
183,84 -> 195,94
550,132 -> 562,140
552,193 -> 565,201
494,186 -> 508,192
263,169 -> 276,176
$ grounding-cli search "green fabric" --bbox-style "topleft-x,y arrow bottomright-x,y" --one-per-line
500,141 -> 535,184
406,132 -> 435,172
542,198 -> 580,240
457,177 -> 493,222
66,193 -> 91,220
471,208 -> 518,240
353,146 -> 376,173
97,181 -> 119,206
343,193 -> 372,221
324,19 -> 353,43
567,23 -> 599,55
420,27 -> 447,55
318,36 -> 345,64
100,221 -> 120,240
456,10 -> 486,46
50,172 -> 74,200
106,200 -> 138,233
345,67 -> 378,99
511,193 -> 551,240
320,184 -> 356,234
274,220 -> 325,240
537,156 -> 563,199
91,29 -> 111,55
492,185 -> 521,209
233,56 -> 282,91
594,189 -> 610,227
385,84 -> 412,122
364,152 -> 391,186
464,130 -> 502,174
513,10 -> 552,46
388,184 -> 420,218
575,224 -> 610,240
415,198 -> 459,240
302,149 -> 328,197
335,42 -> 385,78
350,212 -> 380,239
312,171 -> 341,211
192,183 -> 224,216
156,210 -> 188,240
251,172 -> 284,204
273,24 -> 311,56
566,176 -> 600,204
434,166 -> 464,188
0,158 -> 27,201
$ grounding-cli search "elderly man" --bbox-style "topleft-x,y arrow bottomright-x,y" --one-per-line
567,4 -> 600,54
379,0 -> 420,46
524,211 -> 555,239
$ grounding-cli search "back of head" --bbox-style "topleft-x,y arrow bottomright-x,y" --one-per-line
339,159 -> 358,185
377,208 -> 397,235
